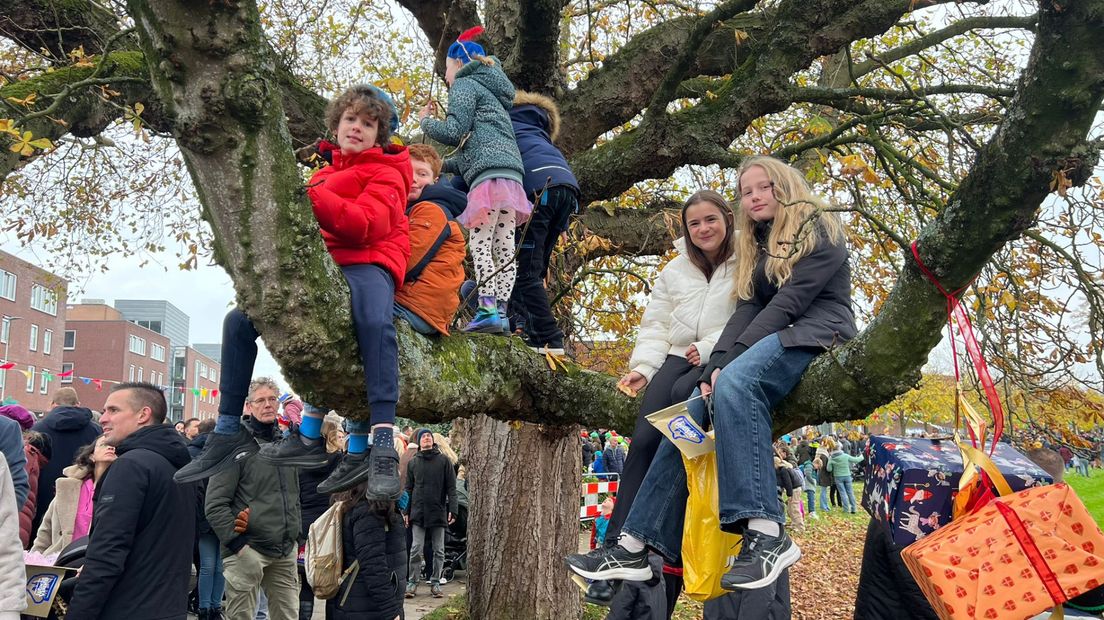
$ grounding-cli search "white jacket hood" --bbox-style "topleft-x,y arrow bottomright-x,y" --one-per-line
628,237 -> 739,381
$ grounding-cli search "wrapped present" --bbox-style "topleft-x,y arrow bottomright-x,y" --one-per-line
862,436 -> 1052,546
901,482 -> 1104,620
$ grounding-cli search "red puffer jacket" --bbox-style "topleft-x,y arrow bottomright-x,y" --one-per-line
309,141 -> 413,286
20,442 -> 47,547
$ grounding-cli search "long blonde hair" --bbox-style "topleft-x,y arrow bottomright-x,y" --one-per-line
732,156 -> 845,300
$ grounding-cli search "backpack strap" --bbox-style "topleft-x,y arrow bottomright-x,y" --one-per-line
405,202 -> 454,283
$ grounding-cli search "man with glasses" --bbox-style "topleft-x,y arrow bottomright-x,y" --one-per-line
205,376 -> 302,620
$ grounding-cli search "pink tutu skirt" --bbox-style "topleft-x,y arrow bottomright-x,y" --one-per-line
458,178 -> 532,229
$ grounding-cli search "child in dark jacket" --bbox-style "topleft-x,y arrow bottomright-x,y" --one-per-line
177,85 -> 412,502
327,479 -> 407,620
419,27 -> 530,334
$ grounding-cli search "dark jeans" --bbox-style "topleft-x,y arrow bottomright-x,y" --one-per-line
509,185 -> 577,347
622,335 -> 815,562
606,355 -> 700,545
217,264 -> 398,427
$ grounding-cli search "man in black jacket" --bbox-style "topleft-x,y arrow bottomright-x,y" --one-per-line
31,387 -> 101,533
68,382 -> 196,620
403,428 -> 456,598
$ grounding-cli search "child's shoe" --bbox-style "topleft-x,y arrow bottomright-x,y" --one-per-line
463,296 -> 503,333
496,300 -> 511,334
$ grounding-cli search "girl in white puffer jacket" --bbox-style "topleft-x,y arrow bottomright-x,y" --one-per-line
590,190 -> 737,603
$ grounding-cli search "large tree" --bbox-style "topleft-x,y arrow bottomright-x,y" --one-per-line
2,0 -> 1102,617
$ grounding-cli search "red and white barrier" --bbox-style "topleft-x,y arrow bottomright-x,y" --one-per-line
579,476 -> 619,520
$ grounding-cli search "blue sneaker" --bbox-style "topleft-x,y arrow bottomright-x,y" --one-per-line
463,296 -> 503,333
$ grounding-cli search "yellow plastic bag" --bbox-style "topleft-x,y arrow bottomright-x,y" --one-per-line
681,450 -> 742,602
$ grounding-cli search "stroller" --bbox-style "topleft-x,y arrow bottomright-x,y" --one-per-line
441,504 -> 468,582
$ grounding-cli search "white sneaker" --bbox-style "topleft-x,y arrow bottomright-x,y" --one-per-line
439,577 -> 447,585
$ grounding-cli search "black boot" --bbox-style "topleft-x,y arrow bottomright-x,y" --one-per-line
197,610 -> 210,620
209,607 -> 223,620
298,599 -> 314,620
584,579 -> 618,606
174,427 -> 257,483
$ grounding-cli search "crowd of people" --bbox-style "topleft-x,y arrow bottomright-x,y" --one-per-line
0,388 -> 468,620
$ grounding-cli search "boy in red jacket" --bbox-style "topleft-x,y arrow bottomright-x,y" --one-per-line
177,85 -> 412,499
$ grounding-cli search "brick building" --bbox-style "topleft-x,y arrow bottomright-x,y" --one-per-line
0,251 -> 68,413
173,346 -> 220,422
63,303 -> 172,411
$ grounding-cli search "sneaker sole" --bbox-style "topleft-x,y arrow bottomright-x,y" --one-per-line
317,463 -> 372,494
565,561 -> 651,582
254,452 -> 331,469
174,444 -> 257,484
720,543 -> 801,591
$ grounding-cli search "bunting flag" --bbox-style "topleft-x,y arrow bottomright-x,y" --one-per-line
21,366 -> 221,400
192,388 -> 200,397
92,378 -> 102,391
79,377 -> 92,384
58,369 -> 74,378
200,388 -> 209,398
42,371 -> 53,383
0,362 -> 14,370
19,370 -> 31,380
212,389 -> 219,398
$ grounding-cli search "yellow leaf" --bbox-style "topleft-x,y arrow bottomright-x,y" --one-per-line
1050,169 -> 1072,197
733,29 -> 749,45
6,93 -> 36,107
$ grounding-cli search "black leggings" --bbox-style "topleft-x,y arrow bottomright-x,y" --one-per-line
606,355 -> 701,544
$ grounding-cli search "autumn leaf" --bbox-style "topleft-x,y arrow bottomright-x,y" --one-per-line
1050,168 -> 1072,197
6,93 -> 36,107
8,131 -> 53,156
733,29 -> 749,45
615,383 -> 638,398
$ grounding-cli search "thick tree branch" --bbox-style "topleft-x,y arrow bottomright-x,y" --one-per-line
0,0 -> 127,59
485,0 -> 568,94
773,0 -> 1104,432
791,84 -> 1015,104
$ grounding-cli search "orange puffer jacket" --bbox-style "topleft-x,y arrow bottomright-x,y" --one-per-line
395,198 -> 466,334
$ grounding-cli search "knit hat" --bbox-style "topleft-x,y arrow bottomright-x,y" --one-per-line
414,428 -> 434,445
0,404 -> 34,430
447,26 -> 486,65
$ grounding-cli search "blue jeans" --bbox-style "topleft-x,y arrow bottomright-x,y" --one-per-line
818,486 -> 831,511
835,476 -> 857,513
621,334 -> 815,562
197,533 -> 225,610
804,489 -> 816,513
394,302 -> 436,335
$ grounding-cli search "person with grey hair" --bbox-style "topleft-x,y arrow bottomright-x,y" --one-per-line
206,377 -> 302,620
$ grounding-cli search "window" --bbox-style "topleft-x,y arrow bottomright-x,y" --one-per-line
200,362 -> 208,379
64,330 -> 76,350
129,365 -> 135,382
209,368 -> 217,383
29,324 -> 38,351
0,370 -> 5,393
39,371 -> 48,394
61,363 -> 73,384
0,271 -> 14,301
151,343 -> 166,362
43,329 -> 52,355
137,367 -> 143,382
25,366 -> 34,392
135,320 -> 163,334
129,335 -> 146,355
30,284 -> 58,315
1,317 -> 10,344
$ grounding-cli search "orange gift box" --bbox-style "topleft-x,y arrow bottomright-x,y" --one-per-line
901,482 -> 1104,620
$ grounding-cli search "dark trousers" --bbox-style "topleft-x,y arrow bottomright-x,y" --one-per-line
606,355 -> 700,544
509,185 -> 577,347
218,263 -> 398,426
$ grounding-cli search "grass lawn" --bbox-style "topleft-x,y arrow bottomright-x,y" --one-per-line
1065,469 -> 1104,525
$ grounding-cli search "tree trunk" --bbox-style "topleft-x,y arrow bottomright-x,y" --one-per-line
460,415 -> 583,620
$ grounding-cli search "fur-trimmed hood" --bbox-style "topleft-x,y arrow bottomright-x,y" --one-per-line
513,91 -> 561,142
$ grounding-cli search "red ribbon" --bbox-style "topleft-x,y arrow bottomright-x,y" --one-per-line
994,501 -> 1066,605
910,241 -> 1005,452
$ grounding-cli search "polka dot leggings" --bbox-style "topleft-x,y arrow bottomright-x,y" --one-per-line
469,208 -> 517,300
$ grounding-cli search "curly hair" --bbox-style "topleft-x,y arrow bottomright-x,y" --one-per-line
248,376 -> 281,399
326,85 -> 393,146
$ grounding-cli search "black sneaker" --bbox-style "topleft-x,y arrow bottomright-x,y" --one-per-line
316,452 -> 370,494
720,528 -> 800,591
365,445 -> 402,500
565,544 -> 651,581
583,579 -> 618,606
174,427 -> 258,483
254,430 -> 330,468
